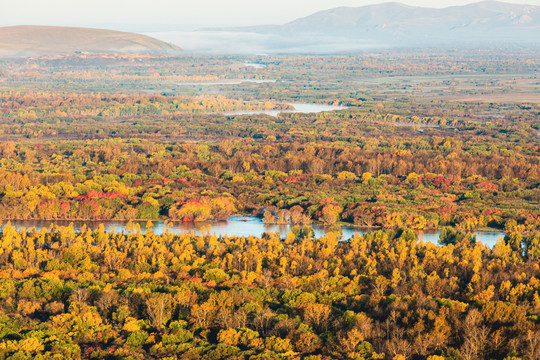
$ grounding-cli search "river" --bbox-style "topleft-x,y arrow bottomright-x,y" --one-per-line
244,63 -> 266,69
0,217 -> 505,248
223,103 -> 349,117
177,79 -> 277,86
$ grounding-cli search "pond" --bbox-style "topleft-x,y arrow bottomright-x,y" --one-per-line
223,103 -> 349,117
1,217 -> 505,248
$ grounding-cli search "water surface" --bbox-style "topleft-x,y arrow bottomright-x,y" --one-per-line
1,217 -> 505,247
244,63 -> 266,69
224,103 -> 348,117
178,79 -> 276,86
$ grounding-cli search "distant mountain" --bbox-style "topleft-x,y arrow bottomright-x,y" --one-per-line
203,1 -> 540,50
0,26 -> 182,57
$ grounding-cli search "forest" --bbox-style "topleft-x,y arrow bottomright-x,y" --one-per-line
0,48 -> 538,359
0,90 -> 538,231
0,225 -> 538,359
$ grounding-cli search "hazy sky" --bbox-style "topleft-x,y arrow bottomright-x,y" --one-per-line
2,0 -> 540,32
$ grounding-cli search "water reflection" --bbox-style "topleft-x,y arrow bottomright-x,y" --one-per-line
244,63 -> 266,69
223,103 -> 349,117
1,217 -> 505,248
177,79 -> 276,86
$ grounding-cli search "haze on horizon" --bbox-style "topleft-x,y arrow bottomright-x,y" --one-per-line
2,0 -> 540,32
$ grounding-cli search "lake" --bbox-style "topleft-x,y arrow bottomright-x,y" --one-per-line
0,217 -> 505,248
224,103 -> 349,117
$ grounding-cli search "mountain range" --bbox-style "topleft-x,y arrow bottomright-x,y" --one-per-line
1,2 -> 539,57
192,1 -> 540,53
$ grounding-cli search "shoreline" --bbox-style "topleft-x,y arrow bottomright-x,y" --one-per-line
0,217 -> 506,234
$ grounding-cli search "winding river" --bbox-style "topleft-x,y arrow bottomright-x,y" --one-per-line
1,217 -> 505,248
177,79 -> 276,86
223,103 -> 349,117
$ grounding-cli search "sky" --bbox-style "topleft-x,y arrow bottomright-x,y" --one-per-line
2,0 -> 540,32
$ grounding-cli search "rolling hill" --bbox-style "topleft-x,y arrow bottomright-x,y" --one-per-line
0,26 -> 182,57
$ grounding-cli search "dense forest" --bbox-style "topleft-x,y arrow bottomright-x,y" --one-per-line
0,225 -> 538,359
0,90 -> 538,231
0,136 -> 538,231
0,49 -> 538,359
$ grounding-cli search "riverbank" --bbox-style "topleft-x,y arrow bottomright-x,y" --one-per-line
0,217 -> 507,248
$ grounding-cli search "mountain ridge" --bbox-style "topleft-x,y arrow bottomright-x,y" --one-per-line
201,1 -> 540,47
0,25 -> 182,57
